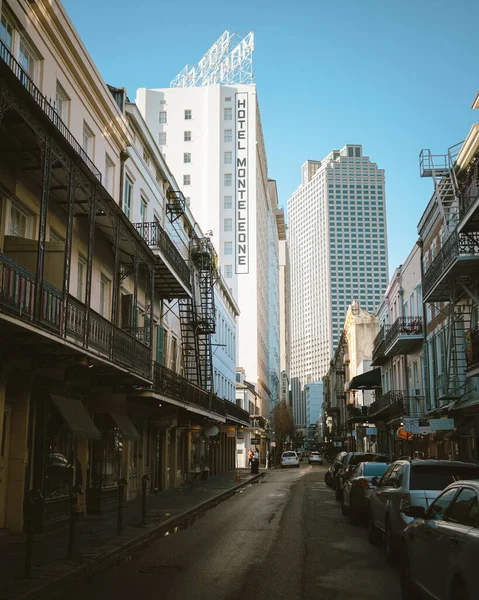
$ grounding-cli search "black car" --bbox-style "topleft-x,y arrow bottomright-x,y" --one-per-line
325,451 -> 347,487
334,452 -> 390,500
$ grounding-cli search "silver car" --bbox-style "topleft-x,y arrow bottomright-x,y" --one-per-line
368,459 -> 479,564
400,481 -> 479,600
308,452 -> 323,465
341,462 -> 389,523
281,451 -> 300,468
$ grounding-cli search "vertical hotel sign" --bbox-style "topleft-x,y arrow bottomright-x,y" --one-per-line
235,92 -> 249,274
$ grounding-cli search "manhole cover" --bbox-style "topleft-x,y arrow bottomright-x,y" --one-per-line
139,565 -> 184,574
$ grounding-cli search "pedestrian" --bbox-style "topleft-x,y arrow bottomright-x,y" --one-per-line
248,448 -> 253,466
253,447 -> 259,461
267,450 -> 271,469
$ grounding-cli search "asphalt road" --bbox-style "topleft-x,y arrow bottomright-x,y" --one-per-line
68,464 -> 401,600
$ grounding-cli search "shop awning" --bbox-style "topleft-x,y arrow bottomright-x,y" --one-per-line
349,369 -> 381,390
50,394 -> 101,440
111,413 -> 140,441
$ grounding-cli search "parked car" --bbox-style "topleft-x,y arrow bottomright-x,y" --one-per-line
325,451 -> 347,487
368,459 -> 479,564
341,461 -> 390,523
335,452 -> 390,500
400,480 -> 479,600
308,452 -> 323,466
281,451 -> 300,468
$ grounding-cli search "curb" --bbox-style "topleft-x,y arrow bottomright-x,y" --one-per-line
15,472 -> 264,600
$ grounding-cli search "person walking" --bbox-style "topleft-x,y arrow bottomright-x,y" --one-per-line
248,448 -> 253,467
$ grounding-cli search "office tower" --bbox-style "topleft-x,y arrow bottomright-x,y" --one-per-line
288,145 -> 388,428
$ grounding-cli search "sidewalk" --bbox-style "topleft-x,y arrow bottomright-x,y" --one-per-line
0,469 -> 264,600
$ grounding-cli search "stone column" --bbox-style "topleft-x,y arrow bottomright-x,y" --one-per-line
169,428 -> 177,489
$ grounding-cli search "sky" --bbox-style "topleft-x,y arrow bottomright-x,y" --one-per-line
62,0 -> 479,274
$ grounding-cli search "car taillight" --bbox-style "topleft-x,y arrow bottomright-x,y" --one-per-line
359,479 -> 371,489
399,494 -> 411,513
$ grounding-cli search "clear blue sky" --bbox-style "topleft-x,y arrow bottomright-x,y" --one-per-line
63,0 -> 479,273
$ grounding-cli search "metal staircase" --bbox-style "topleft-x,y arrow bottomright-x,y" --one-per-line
178,237 -> 217,392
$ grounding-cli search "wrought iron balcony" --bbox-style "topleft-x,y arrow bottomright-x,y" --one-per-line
369,390 -> 402,419
423,230 -> 479,302
347,404 -> 371,420
458,158 -> 479,232
372,325 -> 389,366
133,222 -> 191,295
0,40 -> 101,180
153,362 -> 211,411
385,317 -> 423,356
224,400 -> 250,425
0,253 -> 152,380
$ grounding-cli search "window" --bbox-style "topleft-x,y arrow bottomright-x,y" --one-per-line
224,218 -> 232,232
448,488 -> 478,526
224,241 -> 233,255
184,109 -> 192,120
185,197 -> 191,207
183,174 -> 191,186
99,275 -> 111,318
170,337 -> 178,371
9,203 -> 30,238
77,256 -> 86,302
184,152 -> 191,164
224,195 -> 232,209
184,131 -> 191,142
19,39 -> 36,80
140,198 -> 147,224
224,107 -> 232,120
143,148 -> 150,165
49,229 -> 64,243
224,151 -> 232,165
104,154 -> 115,195
0,14 -> 13,50
224,173 -> 232,187
225,96 -> 232,102
224,129 -> 233,142
123,177 -> 133,219
224,265 -> 232,278
159,111 -> 167,124
55,82 -> 69,124
158,132 -> 166,146
428,488 -> 459,521
82,122 -> 94,159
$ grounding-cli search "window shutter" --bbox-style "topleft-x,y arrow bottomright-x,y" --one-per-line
121,294 -> 133,329
156,325 -> 165,365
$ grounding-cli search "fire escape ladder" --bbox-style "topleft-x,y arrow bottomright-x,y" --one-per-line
179,298 -> 201,386
444,303 -> 472,397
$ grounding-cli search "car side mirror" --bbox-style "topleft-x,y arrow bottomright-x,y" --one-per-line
403,505 -> 426,519
371,477 -> 380,486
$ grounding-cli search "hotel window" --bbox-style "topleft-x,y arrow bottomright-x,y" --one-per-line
0,14 -> 13,50
19,38 -> 37,80
224,265 -> 232,278
224,173 -> 232,186
224,218 -> 232,232
158,132 -> 166,145
77,256 -> 86,302
225,96 -> 232,102
159,111 -> 167,124
82,122 -> 94,159
123,176 -> 133,219
54,82 -> 70,124
183,174 -> 191,186
9,203 -> 30,238
140,198 -> 147,224
184,109 -> 192,120
224,195 -> 232,209
143,148 -> 150,165
224,107 -> 232,120
184,152 -> 191,163
99,274 -> 111,318
224,151 -> 232,165
185,197 -> 191,207
104,154 -> 115,195
224,129 -> 233,142
224,241 -> 233,255
184,130 -> 191,142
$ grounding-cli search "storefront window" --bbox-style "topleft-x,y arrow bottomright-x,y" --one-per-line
190,432 -> 209,471
91,415 -> 123,488
44,411 -> 74,499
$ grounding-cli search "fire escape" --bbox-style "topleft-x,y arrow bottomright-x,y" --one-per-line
420,143 -> 476,402
179,237 -> 217,392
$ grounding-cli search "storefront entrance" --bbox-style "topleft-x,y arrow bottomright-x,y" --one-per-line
0,403 -> 12,529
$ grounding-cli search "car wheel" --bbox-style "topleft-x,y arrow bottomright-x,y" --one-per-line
368,511 -> 381,545
334,481 -> 342,501
341,494 -> 349,516
400,550 -> 420,600
384,517 -> 397,565
325,472 -> 333,487
349,500 -> 360,525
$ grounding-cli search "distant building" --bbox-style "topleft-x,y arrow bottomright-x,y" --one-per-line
305,382 -> 323,427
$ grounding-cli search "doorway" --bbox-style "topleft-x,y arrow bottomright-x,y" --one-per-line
0,403 -> 12,529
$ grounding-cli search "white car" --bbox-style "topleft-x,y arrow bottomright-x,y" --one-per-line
281,451 -> 300,468
308,452 -> 323,465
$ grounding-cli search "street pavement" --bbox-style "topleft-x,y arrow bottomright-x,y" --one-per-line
66,463 -> 402,600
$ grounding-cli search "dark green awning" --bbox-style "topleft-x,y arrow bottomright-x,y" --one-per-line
111,413 -> 140,441
50,394 -> 101,440
349,369 -> 381,391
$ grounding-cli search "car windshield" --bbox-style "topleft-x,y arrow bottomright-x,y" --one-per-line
283,452 -> 296,457
362,463 -> 389,477
409,465 -> 479,490
349,454 -> 378,466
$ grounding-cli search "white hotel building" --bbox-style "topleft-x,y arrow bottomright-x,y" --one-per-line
288,145 -> 388,428
136,32 -> 280,415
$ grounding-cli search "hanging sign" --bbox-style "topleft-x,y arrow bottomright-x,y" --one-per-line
429,418 -> 455,431
403,418 -> 420,434
235,92 -> 249,274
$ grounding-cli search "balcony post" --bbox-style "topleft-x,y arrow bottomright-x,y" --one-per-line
110,216 -> 121,359
34,136 -> 52,322
132,243 -> 139,366
83,188 -> 97,347
62,167 -> 76,337
145,263 -> 154,348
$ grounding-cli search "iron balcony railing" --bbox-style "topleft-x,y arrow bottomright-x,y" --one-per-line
0,40 -> 101,180
423,230 -> 479,299
369,390 -> 404,417
224,400 -> 250,424
347,405 -> 371,418
0,253 -> 152,380
133,222 -> 191,289
385,316 -> 423,349
211,395 -> 226,416
153,362 -> 210,411
373,325 -> 388,358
